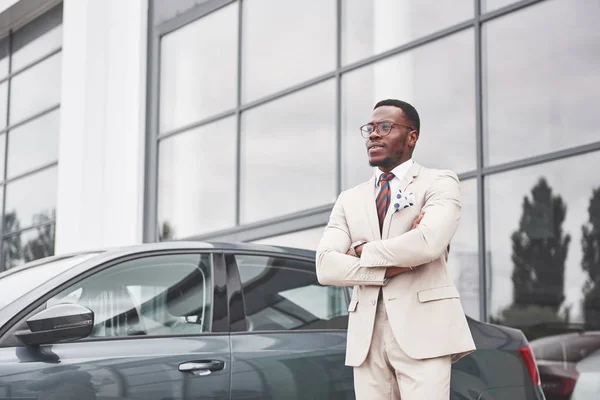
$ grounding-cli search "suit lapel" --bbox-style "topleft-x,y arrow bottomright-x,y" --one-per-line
363,176 -> 381,240
398,162 -> 421,194
382,162 -> 422,239
364,163 -> 422,240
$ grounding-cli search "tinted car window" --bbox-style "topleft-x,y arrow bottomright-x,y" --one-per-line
236,254 -> 347,331
46,254 -> 213,337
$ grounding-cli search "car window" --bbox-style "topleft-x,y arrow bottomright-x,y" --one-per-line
235,254 -> 347,331
46,253 -> 213,338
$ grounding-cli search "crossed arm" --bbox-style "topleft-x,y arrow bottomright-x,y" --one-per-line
316,171 -> 460,287
347,213 -> 424,278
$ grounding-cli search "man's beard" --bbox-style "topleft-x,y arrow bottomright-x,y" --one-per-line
369,157 -> 394,168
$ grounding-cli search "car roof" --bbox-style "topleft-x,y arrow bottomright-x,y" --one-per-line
6,241 -> 317,277
95,241 -> 317,259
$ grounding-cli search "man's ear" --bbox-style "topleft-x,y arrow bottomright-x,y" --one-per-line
408,130 -> 419,147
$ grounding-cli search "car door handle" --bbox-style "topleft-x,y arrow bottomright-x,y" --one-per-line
179,360 -> 225,376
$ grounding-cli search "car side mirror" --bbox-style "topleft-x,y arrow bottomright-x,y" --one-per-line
15,304 -> 94,346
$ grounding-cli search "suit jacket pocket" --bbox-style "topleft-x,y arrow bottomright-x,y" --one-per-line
417,285 -> 460,303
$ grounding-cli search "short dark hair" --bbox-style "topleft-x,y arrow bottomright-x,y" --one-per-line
374,99 -> 420,132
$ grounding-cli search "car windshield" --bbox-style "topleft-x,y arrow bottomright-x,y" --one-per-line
0,253 -> 100,310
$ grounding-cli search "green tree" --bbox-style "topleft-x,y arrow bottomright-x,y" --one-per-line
499,178 -> 571,327
581,187 -> 600,327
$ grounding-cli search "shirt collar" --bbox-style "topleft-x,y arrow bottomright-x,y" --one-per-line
375,159 -> 413,187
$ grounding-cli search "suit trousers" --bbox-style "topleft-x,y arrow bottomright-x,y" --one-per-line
353,298 -> 451,399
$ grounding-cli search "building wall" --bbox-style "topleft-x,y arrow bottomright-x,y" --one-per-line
55,0 -> 148,254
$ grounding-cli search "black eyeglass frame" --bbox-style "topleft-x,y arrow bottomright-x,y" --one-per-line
359,121 -> 416,138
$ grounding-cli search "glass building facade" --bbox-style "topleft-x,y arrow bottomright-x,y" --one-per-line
147,2 -> 600,388
148,0 -> 600,325
0,4 -> 62,271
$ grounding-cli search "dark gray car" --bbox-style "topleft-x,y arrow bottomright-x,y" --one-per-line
0,242 -> 545,399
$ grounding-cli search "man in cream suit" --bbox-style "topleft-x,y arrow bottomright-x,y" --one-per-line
316,99 -> 475,399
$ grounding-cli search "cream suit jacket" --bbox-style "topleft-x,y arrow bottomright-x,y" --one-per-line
316,162 -> 476,367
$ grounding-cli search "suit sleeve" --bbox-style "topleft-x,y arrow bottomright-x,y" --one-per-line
359,170 -> 461,268
316,192 -> 387,287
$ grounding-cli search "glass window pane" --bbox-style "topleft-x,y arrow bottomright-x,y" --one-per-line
158,117 -> 236,239
46,254 -> 213,336
236,254 -> 348,331
483,0 -> 600,166
241,81 -> 336,224
486,151 -> 600,337
242,0 -> 336,103
5,167 -> 57,233
481,0 -> 519,13
342,30 -> 476,189
9,53 -> 61,123
152,0 -> 212,27
449,179 -> 479,319
251,227 -> 326,251
343,0 -> 473,65
159,3 -> 238,133
3,224 -> 55,271
0,82 -> 8,129
11,4 -> 62,71
0,186 -> 3,236
0,36 -> 8,79
12,26 -> 62,71
0,134 -> 5,179
7,111 -> 59,179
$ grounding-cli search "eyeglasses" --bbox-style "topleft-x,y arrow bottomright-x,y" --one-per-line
359,121 -> 415,138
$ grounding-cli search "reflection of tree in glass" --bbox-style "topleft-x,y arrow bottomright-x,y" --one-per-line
497,178 -> 570,329
3,211 -> 22,270
22,212 -> 55,263
159,221 -> 175,241
582,187 -> 600,327
1,210 -> 55,271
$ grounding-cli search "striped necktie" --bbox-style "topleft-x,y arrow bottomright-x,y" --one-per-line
376,172 -> 395,232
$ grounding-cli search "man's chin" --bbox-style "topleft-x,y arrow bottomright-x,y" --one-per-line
369,157 -> 390,168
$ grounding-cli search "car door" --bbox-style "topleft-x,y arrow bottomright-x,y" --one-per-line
225,252 -> 354,400
0,251 -> 231,400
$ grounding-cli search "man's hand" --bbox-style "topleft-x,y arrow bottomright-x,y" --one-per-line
411,211 -> 424,230
385,266 -> 410,278
345,243 -> 365,257
384,212 -> 425,278
347,212 -> 425,263
354,243 -> 364,256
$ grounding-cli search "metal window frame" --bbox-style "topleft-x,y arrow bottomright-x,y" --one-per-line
145,0 -> 600,322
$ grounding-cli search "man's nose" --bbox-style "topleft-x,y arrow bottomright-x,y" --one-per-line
369,129 -> 382,139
